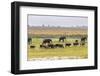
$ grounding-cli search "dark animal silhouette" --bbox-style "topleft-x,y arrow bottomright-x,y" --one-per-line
73,40 -> 79,46
81,37 -> 87,42
40,45 -> 43,48
55,44 -> 64,48
81,42 -> 85,46
40,44 -> 48,48
59,36 -> 66,42
73,42 -> 79,46
42,39 -> 52,44
75,40 -> 78,43
65,43 -> 71,47
80,37 -> 87,46
48,44 -> 55,48
40,44 -> 55,48
28,38 -> 32,44
30,45 -> 35,48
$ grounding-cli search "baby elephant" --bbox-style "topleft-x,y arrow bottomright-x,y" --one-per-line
65,43 -> 71,47
48,44 -> 55,48
40,44 -> 47,48
30,45 -> 35,48
55,44 -> 64,48
73,42 -> 79,46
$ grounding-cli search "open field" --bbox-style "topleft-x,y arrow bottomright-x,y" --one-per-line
28,26 -> 88,60
28,38 -> 88,60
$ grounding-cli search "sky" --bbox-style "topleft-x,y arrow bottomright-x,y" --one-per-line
28,14 -> 88,27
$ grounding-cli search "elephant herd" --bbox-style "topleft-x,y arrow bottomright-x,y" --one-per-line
28,36 -> 87,49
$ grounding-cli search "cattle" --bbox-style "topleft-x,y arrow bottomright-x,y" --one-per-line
59,36 -> 66,42
55,44 -> 64,48
30,45 -> 35,48
65,43 -> 71,47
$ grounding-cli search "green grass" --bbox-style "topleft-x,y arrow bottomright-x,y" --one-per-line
28,38 -> 88,60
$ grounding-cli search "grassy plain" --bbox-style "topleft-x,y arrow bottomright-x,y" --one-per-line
28,38 -> 88,60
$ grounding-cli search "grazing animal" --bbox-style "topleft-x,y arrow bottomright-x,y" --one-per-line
40,45 -> 43,48
48,44 -> 55,48
40,44 -> 48,48
75,40 -> 78,43
30,45 -> 35,48
55,44 -> 64,48
81,42 -> 85,46
73,40 -> 81,46
65,43 -> 71,47
28,38 -> 32,44
42,39 -> 52,44
40,43 -> 55,48
73,42 -> 79,46
80,37 -> 87,46
81,37 -> 87,42
59,36 -> 66,42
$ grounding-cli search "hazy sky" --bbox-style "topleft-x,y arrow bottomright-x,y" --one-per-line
28,15 -> 88,27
